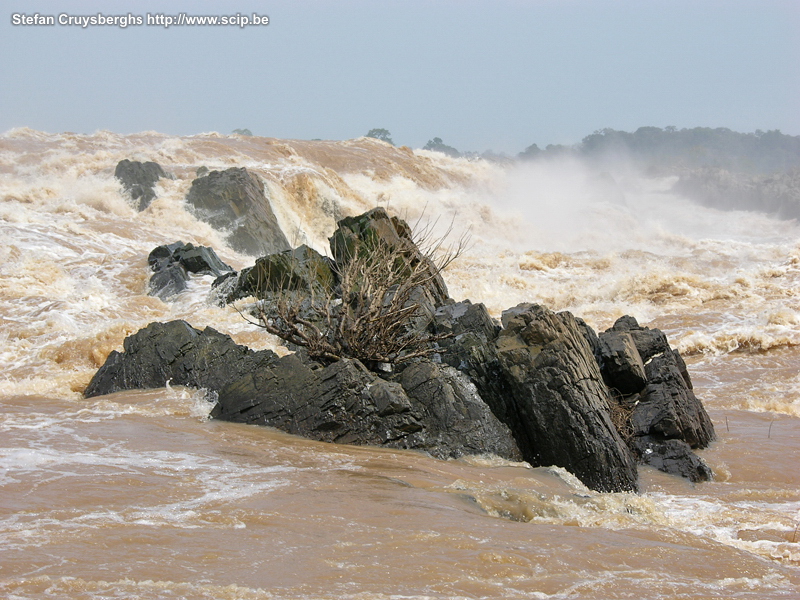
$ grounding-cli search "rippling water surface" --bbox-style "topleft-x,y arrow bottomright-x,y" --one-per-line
1,129 -> 798,598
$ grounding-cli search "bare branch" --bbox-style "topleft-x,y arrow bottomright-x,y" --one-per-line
235,213 -> 465,369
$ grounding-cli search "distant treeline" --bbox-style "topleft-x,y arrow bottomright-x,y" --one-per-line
521,127 -> 800,174
364,126 -> 800,175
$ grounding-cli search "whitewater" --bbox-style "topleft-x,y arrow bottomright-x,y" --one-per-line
1,128 -> 799,599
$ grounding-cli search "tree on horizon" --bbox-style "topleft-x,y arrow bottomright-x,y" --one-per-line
365,128 -> 394,145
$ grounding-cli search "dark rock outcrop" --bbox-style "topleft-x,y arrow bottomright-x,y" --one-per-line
84,319 -> 520,461
633,350 -> 716,449
214,244 -> 335,304
596,316 -> 716,482
436,301 -> 641,492
488,304 -> 640,493
147,241 -> 233,301
84,321 -> 279,398
86,200 -> 720,490
330,207 -> 450,306
213,356 -> 522,461
632,436 -> 713,483
185,167 -> 290,256
115,159 -> 169,211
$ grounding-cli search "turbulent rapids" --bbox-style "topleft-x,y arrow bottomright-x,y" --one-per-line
1,128 -> 799,599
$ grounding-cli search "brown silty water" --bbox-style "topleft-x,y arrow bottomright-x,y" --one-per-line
0,129 -> 798,598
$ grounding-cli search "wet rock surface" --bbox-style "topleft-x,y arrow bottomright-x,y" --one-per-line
87,207 -> 719,490
84,319 -> 520,461
185,167 -> 290,256
596,316 -> 716,481
115,159 -> 170,211
214,244 -> 335,304
84,320 -> 278,398
490,304 -> 640,493
147,241 -> 233,301
213,357 -> 522,461
633,436 -> 714,482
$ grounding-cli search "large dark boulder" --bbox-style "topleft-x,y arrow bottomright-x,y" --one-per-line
435,301 -> 639,492
596,330 -> 648,395
115,159 -> 169,211
487,304 -> 639,493
186,167 -> 290,256
212,356 -> 521,461
147,241 -> 233,301
632,350 -> 716,449
214,244 -> 336,304
600,316 -> 715,449
633,436 -> 713,483
84,320 -> 520,461
84,320 -> 278,398
597,316 -> 716,481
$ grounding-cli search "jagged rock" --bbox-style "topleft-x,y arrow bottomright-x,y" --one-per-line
575,316 -> 601,356
84,321 -> 520,461
602,316 -> 715,450
330,207 -> 450,306
434,300 -> 500,377
435,300 -> 498,340
596,330 -> 648,395
633,436 -> 713,483
436,302 -> 643,492
597,316 -> 716,479
488,303 -> 639,493
213,357 -> 522,461
174,244 -> 233,277
83,320 -> 278,398
185,167 -> 290,256
396,361 -> 521,460
608,315 -> 671,362
632,350 -> 716,449
215,244 -> 335,303
115,159 -> 169,211
149,262 -> 191,301
147,241 -> 233,300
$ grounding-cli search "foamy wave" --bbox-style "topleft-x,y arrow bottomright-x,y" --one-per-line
443,465 -> 800,568
679,331 -> 800,356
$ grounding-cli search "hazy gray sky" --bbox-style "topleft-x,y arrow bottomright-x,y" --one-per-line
2,0 -> 798,153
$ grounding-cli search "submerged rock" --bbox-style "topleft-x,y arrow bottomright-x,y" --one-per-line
633,436 -> 713,483
185,167 -> 290,256
147,241 -> 233,301
115,159 -> 169,211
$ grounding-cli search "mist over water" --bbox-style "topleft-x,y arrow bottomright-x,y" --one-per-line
1,129 -> 799,598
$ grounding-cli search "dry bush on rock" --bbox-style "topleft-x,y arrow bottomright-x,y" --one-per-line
237,214 -> 467,370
